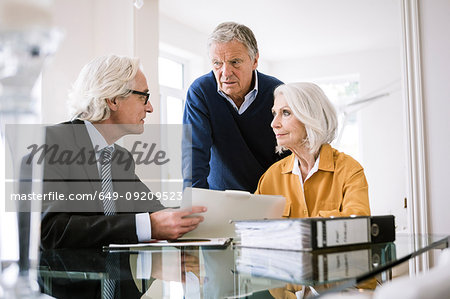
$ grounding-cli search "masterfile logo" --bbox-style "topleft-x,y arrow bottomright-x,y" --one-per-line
3,124 -> 192,212
25,141 -> 170,171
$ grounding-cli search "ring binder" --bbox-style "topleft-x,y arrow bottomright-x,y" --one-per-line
234,215 -> 395,251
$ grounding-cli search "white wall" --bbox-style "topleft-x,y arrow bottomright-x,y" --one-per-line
41,0 -> 161,125
159,14 -> 207,63
134,0 -> 160,124
159,14 -> 208,88
270,48 -> 408,231
419,0 -> 450,235
42,0 -> 135,124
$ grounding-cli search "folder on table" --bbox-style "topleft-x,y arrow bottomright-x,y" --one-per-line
104,237 -> 232,250
180,187 -> 285,239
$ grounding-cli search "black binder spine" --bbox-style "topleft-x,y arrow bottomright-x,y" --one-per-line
312,215 -> 395,250
369,215 -> 396,244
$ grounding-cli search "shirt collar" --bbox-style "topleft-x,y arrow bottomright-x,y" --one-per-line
281,153 -> 296,174
281,144 -> 335,174
292,154 -> 321,182
84,120 -> 115,154
318,144 -> 334,172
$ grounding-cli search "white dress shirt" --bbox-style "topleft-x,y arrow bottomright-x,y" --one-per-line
291,154 -> 321,192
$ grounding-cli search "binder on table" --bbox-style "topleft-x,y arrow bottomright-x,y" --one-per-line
235,242 -> 396,284
234,215 -> 395,251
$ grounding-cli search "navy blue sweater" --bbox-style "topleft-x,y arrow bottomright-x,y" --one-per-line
182,71 -> 283,192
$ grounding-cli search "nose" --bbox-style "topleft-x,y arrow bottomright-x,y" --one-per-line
222,62 -> 233,78
271,114 -> 281,129
145,101 -> 153,113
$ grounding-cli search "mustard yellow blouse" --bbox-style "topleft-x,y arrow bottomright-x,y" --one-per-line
255,144 -> 370,218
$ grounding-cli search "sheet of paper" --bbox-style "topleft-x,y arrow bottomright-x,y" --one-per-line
106,237 -> 232,249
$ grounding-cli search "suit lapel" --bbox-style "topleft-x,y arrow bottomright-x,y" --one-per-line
69,120 -> 102,192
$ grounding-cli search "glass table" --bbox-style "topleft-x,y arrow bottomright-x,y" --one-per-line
38,233 -> 449,298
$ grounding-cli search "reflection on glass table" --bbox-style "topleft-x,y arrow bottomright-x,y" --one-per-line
235,242 -> 395,285
37,233 -> 449,298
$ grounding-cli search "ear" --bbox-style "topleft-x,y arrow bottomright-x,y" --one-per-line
252,52 -> 259,70
106,98 -> 118,111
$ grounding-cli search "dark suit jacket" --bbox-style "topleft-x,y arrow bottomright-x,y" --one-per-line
40,120 -> 164,249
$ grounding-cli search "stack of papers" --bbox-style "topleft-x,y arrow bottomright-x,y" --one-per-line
235,219 -> 313,250
236,247 -> 313,283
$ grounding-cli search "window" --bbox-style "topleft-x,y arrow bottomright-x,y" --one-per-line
159,55 -> 186,124
159,56 -> 184,90
314,75 -> 361,161
158,55 -> 188,209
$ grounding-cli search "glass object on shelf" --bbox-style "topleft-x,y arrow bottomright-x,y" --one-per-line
134,0 -> 144,9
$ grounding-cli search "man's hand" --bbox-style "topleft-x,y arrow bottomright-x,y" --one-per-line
150,206 -> 207,240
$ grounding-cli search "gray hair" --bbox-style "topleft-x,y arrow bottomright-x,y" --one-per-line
274,82 -> 338,155
208,22 -> 258,60
69,55 -> 141,122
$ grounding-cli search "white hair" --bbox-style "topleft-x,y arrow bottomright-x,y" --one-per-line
69,55 -> 141,122
274,82 -> 338,155
208,22 -> 258,60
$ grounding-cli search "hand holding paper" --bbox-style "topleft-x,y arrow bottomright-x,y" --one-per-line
150,206 -> 207,240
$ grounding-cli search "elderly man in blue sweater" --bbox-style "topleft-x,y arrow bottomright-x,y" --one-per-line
182,22 -> 283,192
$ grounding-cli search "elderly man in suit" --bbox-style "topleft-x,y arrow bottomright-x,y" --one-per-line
40,55 -> 205,249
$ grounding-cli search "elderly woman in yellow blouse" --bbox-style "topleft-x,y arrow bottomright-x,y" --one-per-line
256,82 -> 370,218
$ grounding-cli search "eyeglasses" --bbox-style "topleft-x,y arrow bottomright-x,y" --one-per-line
129,90 -> 151,105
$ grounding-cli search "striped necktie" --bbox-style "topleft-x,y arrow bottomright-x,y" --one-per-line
103,252 -> 119,299
100,146 -> 115,216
